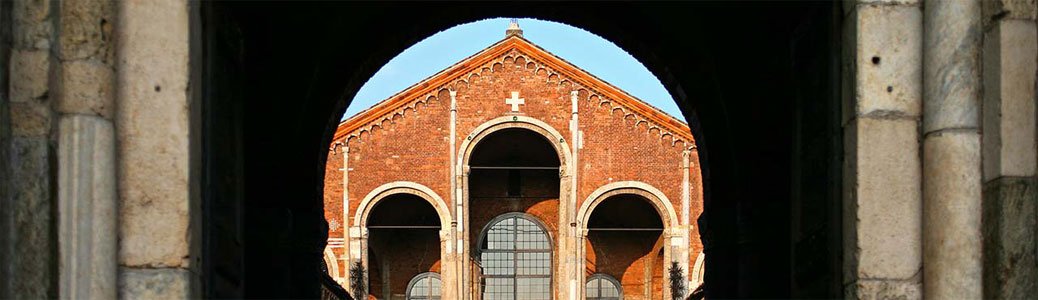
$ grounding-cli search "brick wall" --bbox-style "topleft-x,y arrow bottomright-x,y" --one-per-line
323,45 -> 704,298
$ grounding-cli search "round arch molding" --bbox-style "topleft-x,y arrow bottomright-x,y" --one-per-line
576,181 -> 680,230
323,247 -> 342,282
353,181 -> 453,228
457,115 -> 572,174
576,181 -> 683,299
691,252 -> 706,289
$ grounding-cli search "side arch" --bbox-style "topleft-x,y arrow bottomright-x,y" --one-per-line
323,247 -> 341,280
691,252 -> 706,288
576,181 -> 680,230
353,181 -> 452,228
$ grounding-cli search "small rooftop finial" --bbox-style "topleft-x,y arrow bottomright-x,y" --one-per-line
506,18 -> 523,37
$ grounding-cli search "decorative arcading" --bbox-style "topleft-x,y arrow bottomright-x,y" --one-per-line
342,49 -> 693,150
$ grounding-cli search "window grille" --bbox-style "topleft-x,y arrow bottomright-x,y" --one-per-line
479,214 -> 552,300
405,272 -> 442,300
586,274 -> 622,300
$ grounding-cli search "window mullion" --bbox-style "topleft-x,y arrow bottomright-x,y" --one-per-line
512,219 -> 518,300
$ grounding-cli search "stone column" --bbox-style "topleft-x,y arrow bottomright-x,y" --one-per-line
665,228 -> 680,298
575,228 -> 587,299
922,0 -> 983,299
680,150 -> 692,285
350,226 -> 368,298
115,0 -> 195,298
558,90 -> 579,300
557,169 -> 575,300
981,0 -> 1037,298
439,229 -> 457,300
449,90 -> 464,298
58,117 -> 117,299
339,145 -> 352,291
842,1 -> 923,298
53,0 -> 119,298
458,166 -> 470,300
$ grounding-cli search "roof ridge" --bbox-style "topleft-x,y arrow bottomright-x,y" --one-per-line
514,37 -> 688,127
338,37 -> 513,127
334,35 -> 694,146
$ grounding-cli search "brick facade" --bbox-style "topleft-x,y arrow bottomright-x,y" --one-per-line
323,33 -> 703,300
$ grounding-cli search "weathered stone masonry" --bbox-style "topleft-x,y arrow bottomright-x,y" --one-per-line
843,0 -> 1038,299
2,0 -> 196,299
0,1 -> 1035,299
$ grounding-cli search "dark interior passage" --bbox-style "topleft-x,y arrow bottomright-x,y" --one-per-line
199,2 -> 842,298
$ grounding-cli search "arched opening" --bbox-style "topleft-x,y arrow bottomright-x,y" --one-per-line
477,213 -> 553,300
584,194 -> 666,299
467,127 -> 563,299
586,274 -> 623,300
365,194 -> 443,299
405,272 -> 443,300
199,3 -> 842,299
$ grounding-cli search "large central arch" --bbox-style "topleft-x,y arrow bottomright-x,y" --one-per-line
458,116 -> 572,300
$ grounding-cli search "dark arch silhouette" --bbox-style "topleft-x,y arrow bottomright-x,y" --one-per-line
198,2 -> 841,299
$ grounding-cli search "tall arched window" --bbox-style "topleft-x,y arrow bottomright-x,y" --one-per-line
405,272 -> 442,300
586,274 -> 622,300
479,213 -> 552,300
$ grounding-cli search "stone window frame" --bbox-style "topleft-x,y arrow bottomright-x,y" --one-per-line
475,212 -> 555,300
586,273 -> 623,300
405,272 -> 443,300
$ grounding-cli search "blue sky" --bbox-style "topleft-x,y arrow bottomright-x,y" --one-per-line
343,18 -> 684,122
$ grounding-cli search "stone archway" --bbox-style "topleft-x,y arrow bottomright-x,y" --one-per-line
692,252 -> 705,289
457,116 -> 573,300
353,181 -> 453,229
350,181 -> 454,298
576,181 -> 680,229
577,181 -> 683,299
324,247 -> 342,284
194,3 -> 843,298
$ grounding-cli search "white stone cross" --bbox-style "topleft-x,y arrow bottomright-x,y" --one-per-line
505,91 -> 525,112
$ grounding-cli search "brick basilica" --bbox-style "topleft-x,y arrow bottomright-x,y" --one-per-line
322,22 -> 704,300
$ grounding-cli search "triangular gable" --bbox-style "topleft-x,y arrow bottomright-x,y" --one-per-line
334,36 -> 695,148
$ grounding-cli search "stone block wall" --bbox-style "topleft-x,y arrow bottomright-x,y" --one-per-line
1,0 -> 196,299
981,0 -> 1038,298
0,1 -> 1034,299
3,0 -> 58,297
842,1 -> 924,298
